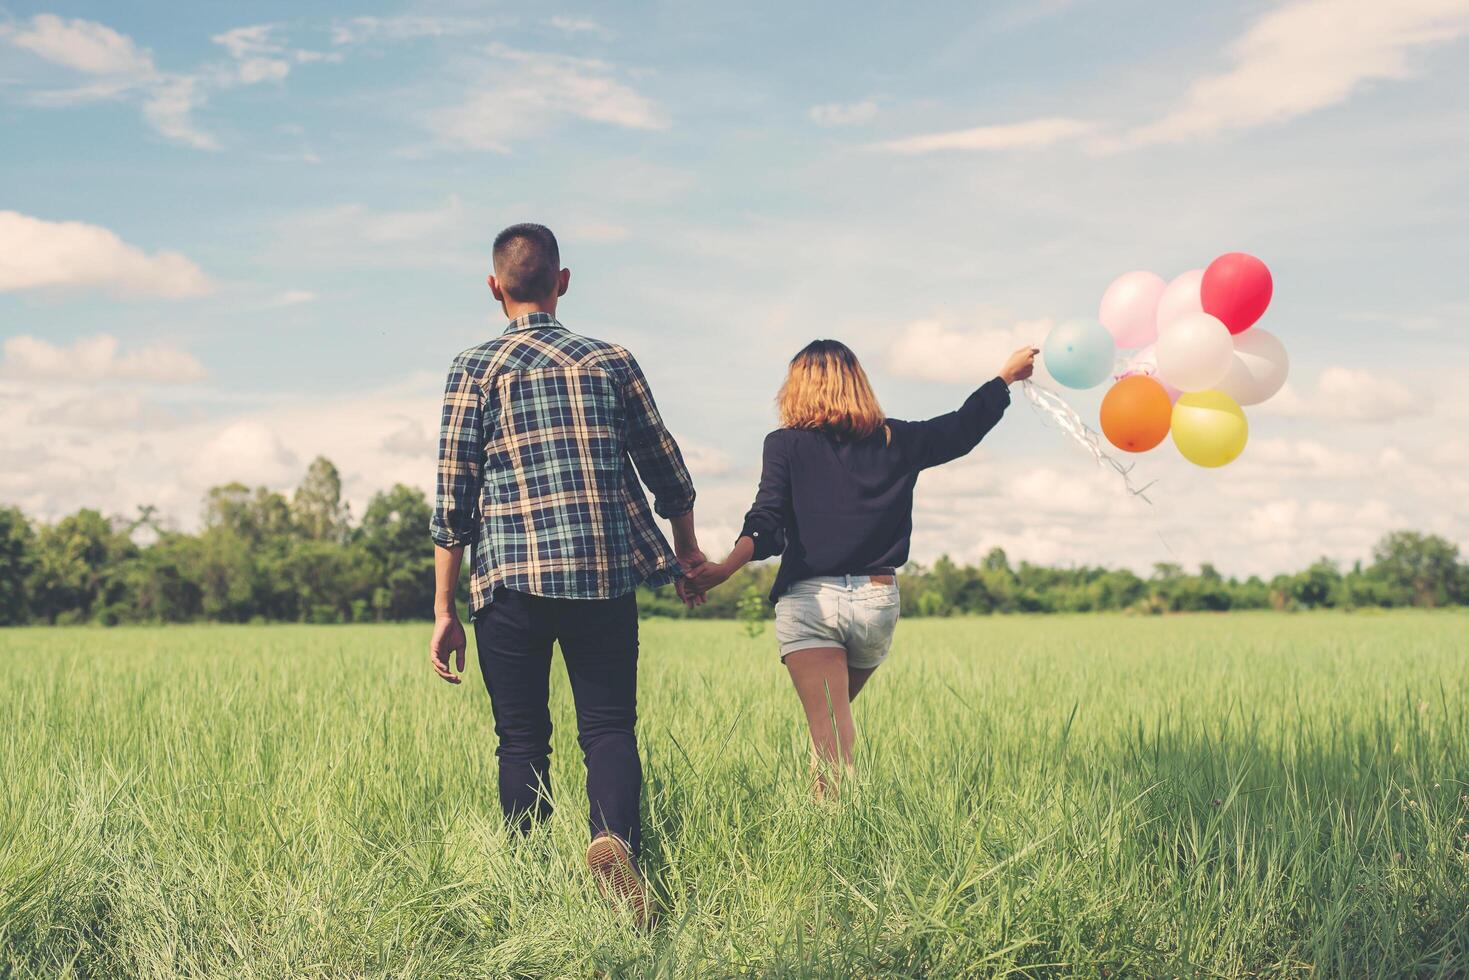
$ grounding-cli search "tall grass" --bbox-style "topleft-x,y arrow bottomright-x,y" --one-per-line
2,612 -> 1467,977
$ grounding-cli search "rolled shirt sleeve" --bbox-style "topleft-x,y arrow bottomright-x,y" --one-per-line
429,356 -> 485,548
619,350 -> 696,518
738,431 -> 789,561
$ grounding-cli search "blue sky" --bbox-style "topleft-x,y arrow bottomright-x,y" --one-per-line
3,0 -> 1468,575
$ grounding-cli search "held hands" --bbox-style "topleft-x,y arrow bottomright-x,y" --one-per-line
675,542 -> 709,608
1001,346 -> 1039,385
677,555 -> 740,608
679,534 -> 754,607
685,559 -> 734,595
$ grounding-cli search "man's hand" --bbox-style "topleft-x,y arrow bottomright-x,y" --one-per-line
1001,346 -> 1039,385
675,575 -> 707,608
676,544 -> 706,574
669,511 -> 703,576
430,614 -> 467,684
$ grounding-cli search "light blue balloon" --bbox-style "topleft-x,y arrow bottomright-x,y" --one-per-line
1043,321 -> 1116,389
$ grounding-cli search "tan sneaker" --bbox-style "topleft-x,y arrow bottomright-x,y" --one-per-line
585,833 -> 648,926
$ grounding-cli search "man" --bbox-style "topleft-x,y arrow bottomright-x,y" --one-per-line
429,223 -> 702,921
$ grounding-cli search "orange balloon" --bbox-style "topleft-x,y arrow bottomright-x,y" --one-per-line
1100,375 -> 1172,453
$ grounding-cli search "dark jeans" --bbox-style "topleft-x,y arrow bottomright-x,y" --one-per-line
473,587 -> 642,855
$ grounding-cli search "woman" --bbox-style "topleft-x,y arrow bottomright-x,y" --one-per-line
687,339 -> 1037,794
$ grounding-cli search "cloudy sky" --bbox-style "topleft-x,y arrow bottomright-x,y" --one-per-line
3,0 -> 1467,577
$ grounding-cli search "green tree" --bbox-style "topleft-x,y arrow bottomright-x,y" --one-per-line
282,538 -> 375,622
120,532 -> 205,622
29,510 -> 137,624
1290,558 -> 1342,609
194,526 -> 276,622
981,548 -> 1011,574
1094,568 -> 1144,610
0,506 -> 36,625
1370,531 -> 1460,608
293,456 -> 351,542
359,484 -> 435,620
204,483 -> 293,543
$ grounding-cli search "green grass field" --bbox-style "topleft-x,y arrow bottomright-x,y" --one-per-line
2,612 -> 1467,978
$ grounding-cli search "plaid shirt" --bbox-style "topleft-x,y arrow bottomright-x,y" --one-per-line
430,312 -> 695,614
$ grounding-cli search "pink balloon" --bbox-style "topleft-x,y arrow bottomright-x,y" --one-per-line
1099,270 -> 1165,349
1156,269 -> 1204,330
1202,252 -> 1272,334
1120,344 -> 1183,403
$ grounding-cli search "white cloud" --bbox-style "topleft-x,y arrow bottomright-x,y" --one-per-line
139,74 -> 219,151
3,15 -> 333,150
0,14 -> 154,76
1344,303 -> 1468,332
429,44 -> 668,152
1238,438 -> 1371,479
212,25 -> 289,82
869,0 -> 1469,157
329,15 -> 496,46
0,370 -> 443,526
549,16 -> 610,37
193,420 -> 300,487
886,317 -> 1053,385
37,392 -> 153,429
1127,0 -> 1469,145
875,117 -> 1093,154
273,197 -> 478,271
1236,496 -> 1411,561
0,210 -> 211,297
285,196 -> 466,252
2,334 -> 207,384
810,100 -> 879,127
210,23 -> 337,85
0,14 -> 220,150
566,222 -> 632,244
679,441 -> 734,481
907,455 -> 1144,568
381,417 -> 433,458
1262,366 -> 1430,423
271,289 -> 318,307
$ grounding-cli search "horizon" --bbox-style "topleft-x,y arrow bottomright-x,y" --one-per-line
3,1 -> 1468,579
6,451 -> 1447,585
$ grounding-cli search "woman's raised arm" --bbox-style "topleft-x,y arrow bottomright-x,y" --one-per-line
909,346 -> 1036,469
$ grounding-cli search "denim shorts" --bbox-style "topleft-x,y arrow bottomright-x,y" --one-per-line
774,575 -> 901,670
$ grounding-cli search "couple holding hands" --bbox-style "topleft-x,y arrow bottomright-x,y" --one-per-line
428,223 -> 1037,919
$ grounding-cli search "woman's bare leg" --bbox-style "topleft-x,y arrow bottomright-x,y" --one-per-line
785,647 -> 855,797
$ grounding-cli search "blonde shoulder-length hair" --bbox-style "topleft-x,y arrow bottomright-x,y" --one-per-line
777,339 -> 886,442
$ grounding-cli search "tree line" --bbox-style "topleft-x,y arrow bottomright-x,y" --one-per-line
1,456 -> 1465,626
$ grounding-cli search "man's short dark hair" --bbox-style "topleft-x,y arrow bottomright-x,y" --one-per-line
492,223 -> 561,302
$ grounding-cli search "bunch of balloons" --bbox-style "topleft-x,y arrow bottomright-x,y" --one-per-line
1041,252 -> 1286,468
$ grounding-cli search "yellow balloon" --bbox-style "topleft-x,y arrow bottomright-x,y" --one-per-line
1171,390 -> 1248,467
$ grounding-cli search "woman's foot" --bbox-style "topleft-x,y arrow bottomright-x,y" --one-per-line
585,833 -> 648,927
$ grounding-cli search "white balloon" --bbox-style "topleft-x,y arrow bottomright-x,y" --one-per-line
1098,270 -> 1165,349
1157,268 -> 1204,330
1155,311 -> 1233,392
1217,328 -> 1289,405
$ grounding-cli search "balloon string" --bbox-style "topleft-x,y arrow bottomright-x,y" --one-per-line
1020,379 -> 1158,506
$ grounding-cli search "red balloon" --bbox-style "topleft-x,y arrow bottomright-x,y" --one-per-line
1201,252 -> 1272,334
